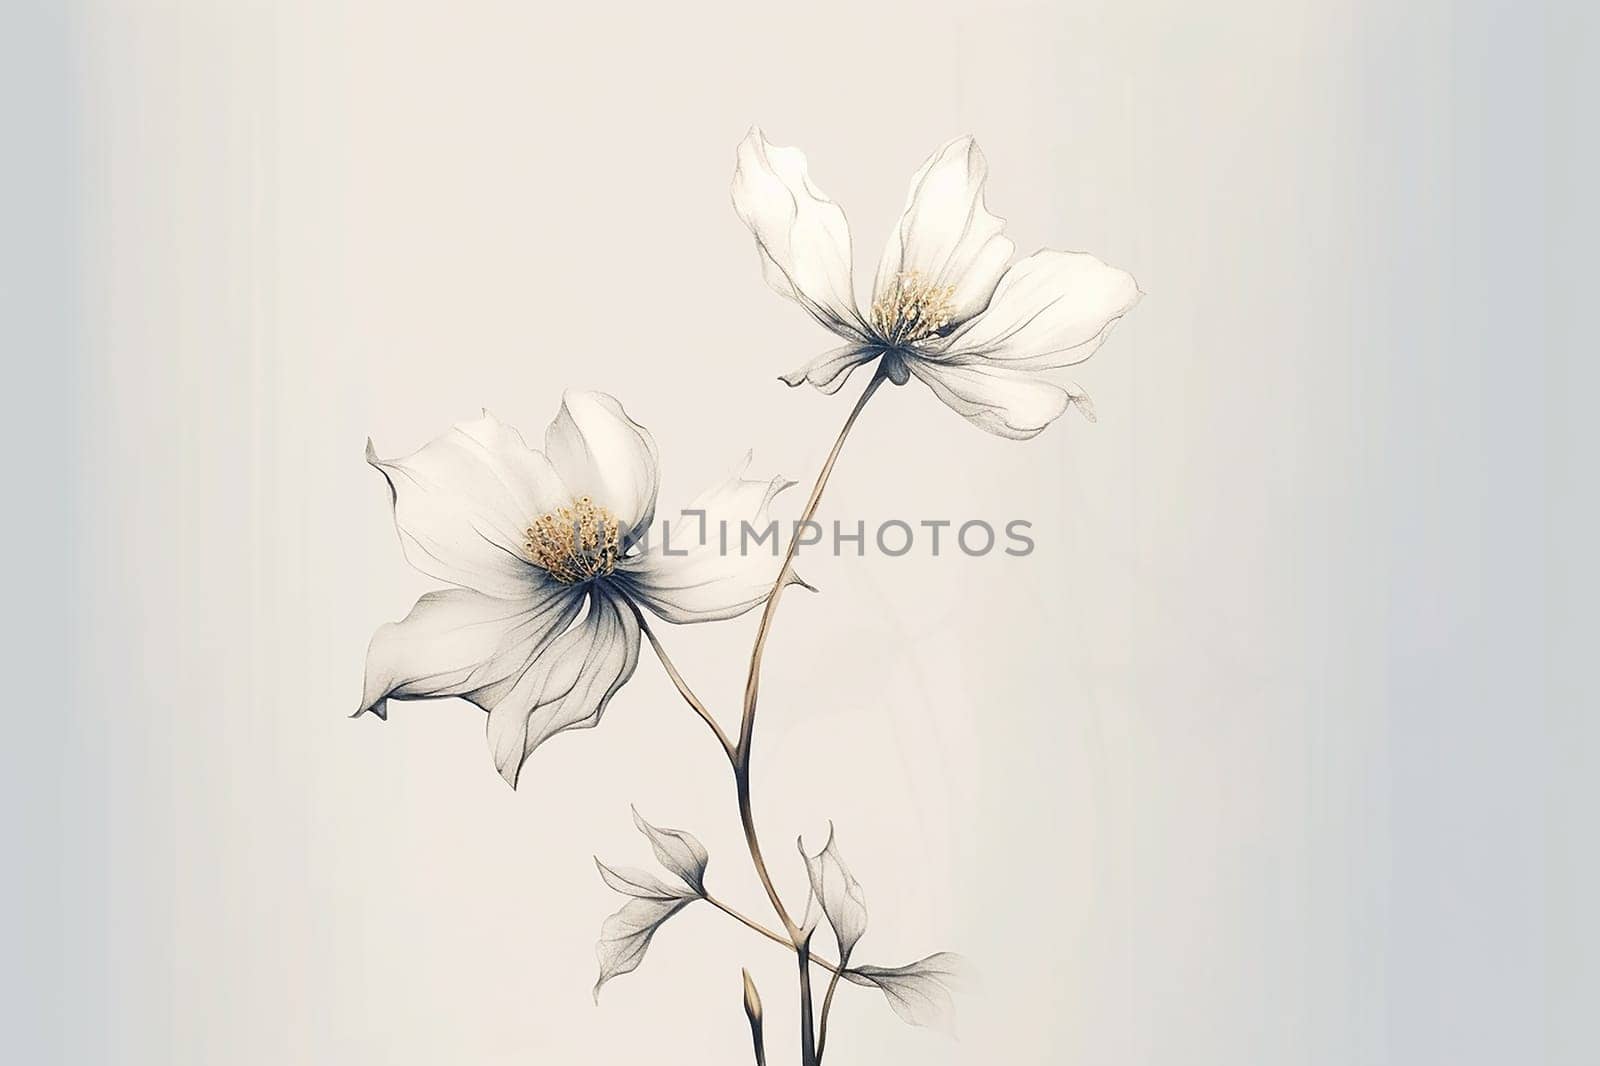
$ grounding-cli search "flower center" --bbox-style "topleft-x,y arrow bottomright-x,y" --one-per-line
524,496 -> 620,584
870,271 -> 957,345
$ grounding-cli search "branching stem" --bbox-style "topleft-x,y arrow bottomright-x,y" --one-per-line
704,894 -> 839,974
639,368 -> 886,1066
734,369 -> 884,1066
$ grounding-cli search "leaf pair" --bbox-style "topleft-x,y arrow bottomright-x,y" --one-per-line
593,808 -> 709,1000
595,811 -> 970,1034
798,825 -> 969,1035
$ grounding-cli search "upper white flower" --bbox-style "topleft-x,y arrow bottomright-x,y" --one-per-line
358,391 -> 796,788
732,129 -> 1141,439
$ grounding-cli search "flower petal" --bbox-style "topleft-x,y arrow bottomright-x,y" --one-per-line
872,137 -> 1014,327
732,128 -> 867,342
906,359 -> 1076,441
617,454 -> 804,624
357,583 -> 583,719
485,587 -> 641,788
778,343 -> 879,396
1062,381 -> 1097,423
543,391 -> 660,542
941,249 -> 1140,369
367,413 -> 569,598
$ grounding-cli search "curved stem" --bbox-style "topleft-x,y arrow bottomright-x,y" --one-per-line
608,370 -> 885,1066
730,368 -> 887,944
633,604 -> 736,760
726,369 -> 885,1064
737,369 -> 885,764
736,765 -> 801,939
814,967 -> 846,1062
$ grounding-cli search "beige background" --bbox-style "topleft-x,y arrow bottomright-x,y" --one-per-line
7,1 -> 1596,1064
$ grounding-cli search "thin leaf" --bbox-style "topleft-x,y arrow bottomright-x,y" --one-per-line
593,896 -> 693,1001
594,859 -> 688,901
632,806 -> 710,894
843,952 -> 970,1035
797,823 -> 868,962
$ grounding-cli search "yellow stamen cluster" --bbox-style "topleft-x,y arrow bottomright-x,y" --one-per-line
524,496 -> 620,584
870,271 -> 957,344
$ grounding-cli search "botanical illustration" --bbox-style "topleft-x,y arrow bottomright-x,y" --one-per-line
356,129 -> 1140,1064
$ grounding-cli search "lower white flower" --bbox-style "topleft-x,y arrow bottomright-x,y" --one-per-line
357,391 -> 796,788
732,129 -> 1141,440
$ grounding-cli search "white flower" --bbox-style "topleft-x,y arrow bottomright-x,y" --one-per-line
357,391 -> 796,788
732,129 -> 1141,440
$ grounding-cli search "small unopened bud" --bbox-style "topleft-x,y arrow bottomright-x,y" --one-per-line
742,967 -> 763,1023
741,968 -> 766,1066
